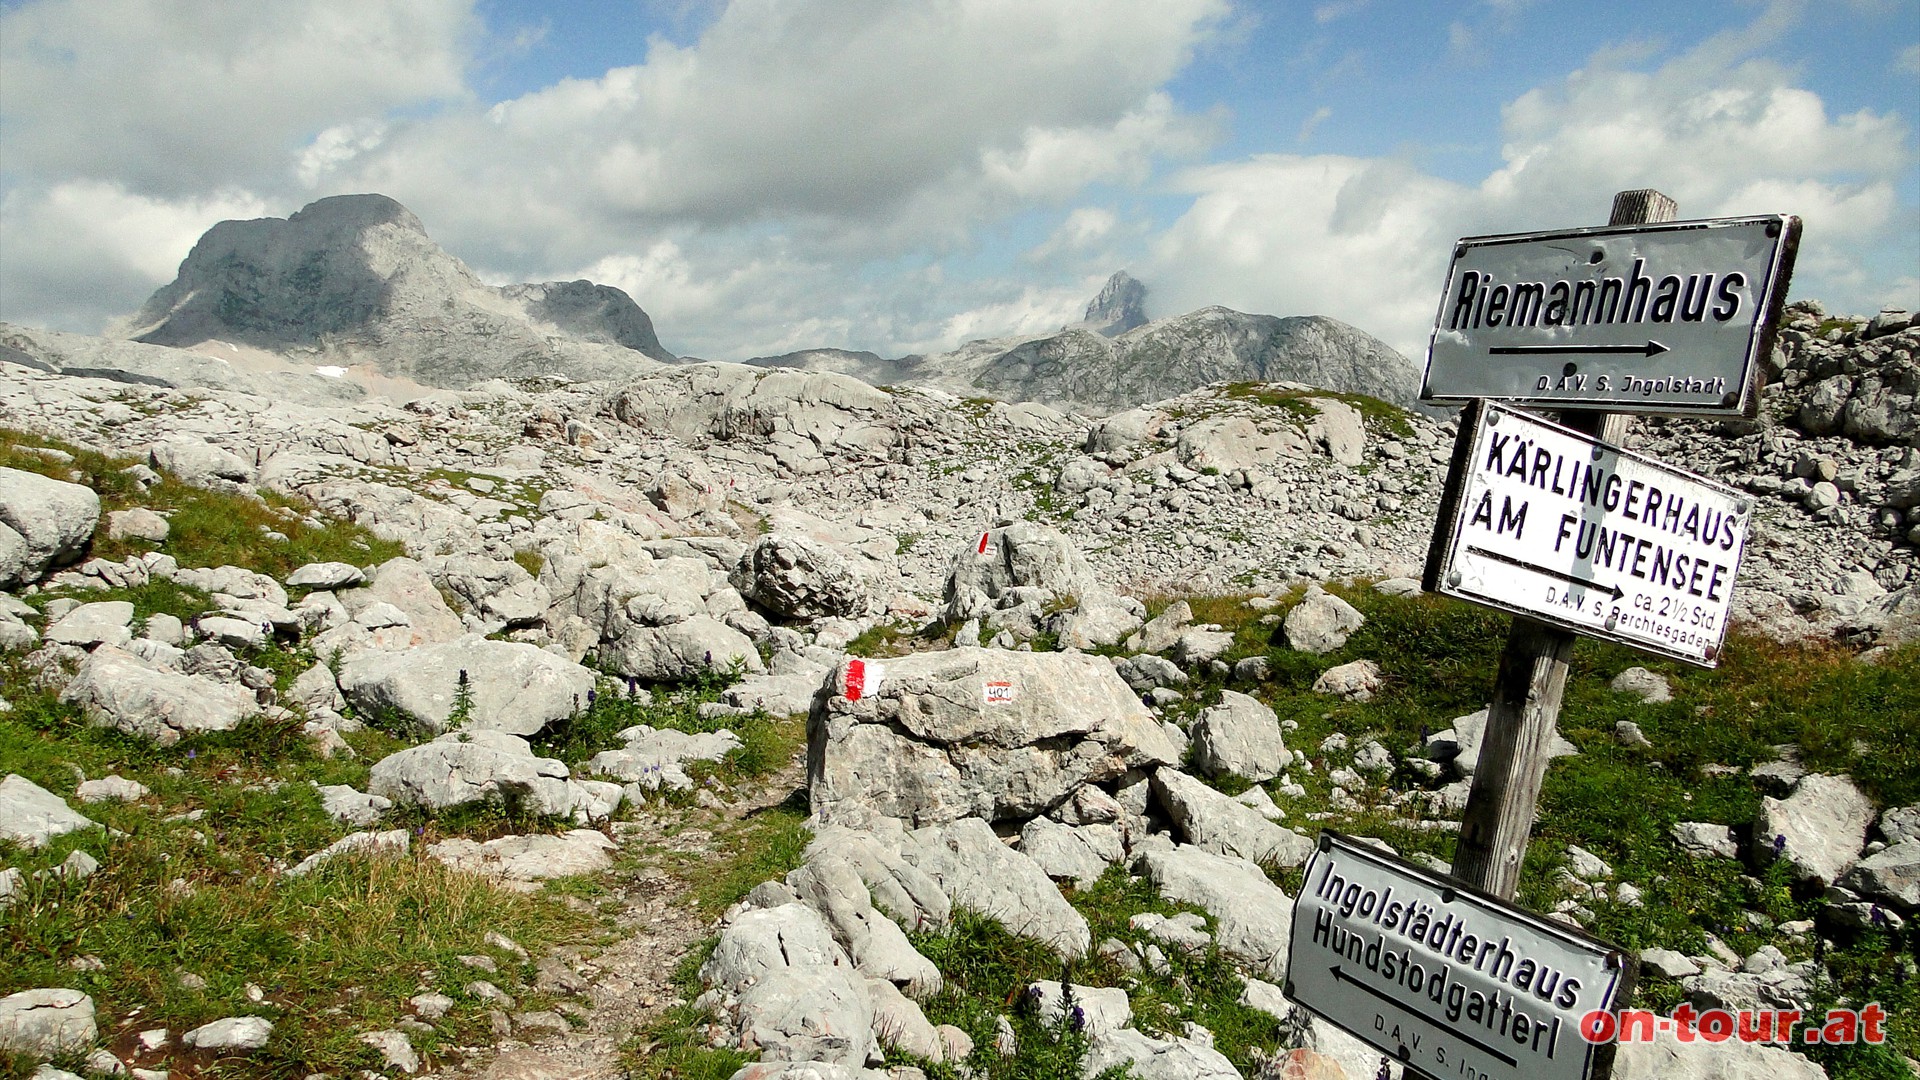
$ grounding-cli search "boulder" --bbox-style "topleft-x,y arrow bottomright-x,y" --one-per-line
0,467 -> 100,587
732,533 -> 873,619
1427,708 -> 1578,777
809,649 -> 1179,827
902,817 -> 1091,958
106,508 -> 169,543
338,635 -> 594,736
943,521 -> 1096,623
1189,690 -> 1291,782
1048,590 -> 1147,651
1754,773 -> 1874,887
1140,845 -> 1294,980
73,775 -> 149,804
786,852 -> 943,997
1838,839 -> 1920,909
60,645 -> 259,745
1026,980 -> 1132,1038
150,437 -> 254,487
588,724 -> 743,791
313,783 -> 393,828
1283,586 -> 1364,655
1311,659 -> 1381,701
338,557 -> 464,647
1176,416 -> 1298,473
1670,822 -> 1739,860
0,774 -> 97,849
368,730 -> 601,817
0,988 -> 97,1056
1019,818 -> 1123,889
600,615 -> 765,681
286,829 -> 410,877
1152,769 -> 1314,868
181,1015 -> 274,1051
700,902 -> 876,1067
1612,1030 -> 1827,1079
1610,667 -> 1673,703
44,601 -> 135,649
1306,397 -> 1366,466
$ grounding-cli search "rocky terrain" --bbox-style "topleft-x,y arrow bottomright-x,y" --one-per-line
1,212 -> 1918,1080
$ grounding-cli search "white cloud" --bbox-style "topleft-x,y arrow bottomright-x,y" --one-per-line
1028,208 -> 1120,262
1898,43 -> 1920,75
0,0 -> 474,194
327,0 -> 1226,274
0,181 -> 270,332
1148,12 -> 1914,358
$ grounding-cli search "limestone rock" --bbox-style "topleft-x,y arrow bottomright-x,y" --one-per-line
0,467 -> 100,587
107,508 -> 169,543
1140,845 -> 1294,980
73,775 -> 149,804
1283,586 -> 1364,655
0,988 -> 97,1056
1081,1027 -> 1241,1080
1189,690 -> 1290,782
0,774 -> 97,849
809,649 -> 1178,827
732,533 -> 873,619
338,635 -> 593,736
286,561 -> 366,590
902,817 -> 1090,959
368,730 -> 596,817
1151,769 -> 1314,868
600,616 -> 765,681
45,601 -> 134,649
1311,659 -> 1381,702
180,1015 -> 273,1051
427,830 -> 616,888
150,437 -> 253,487
1754,773 -> 1874,886
1610,667 -> 1673,703
942,521 -> 1097,624
1671,822 -> 1739,860
61,645 -> 258,745
1838,839 -> 1920,909
1026,980 -> 1132,1038
286,829 -> 410,877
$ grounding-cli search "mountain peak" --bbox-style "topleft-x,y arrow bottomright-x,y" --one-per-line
111,193 -> 673,386
1078,270 -> 1148,337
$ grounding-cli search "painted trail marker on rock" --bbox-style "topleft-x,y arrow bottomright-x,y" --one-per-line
1422,214 -> 1799,416
1423,400 -> 1751,667
1287,832 -> 1632,1080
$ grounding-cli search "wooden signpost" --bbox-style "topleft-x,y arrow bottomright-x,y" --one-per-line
1285,191 -> 1800,1080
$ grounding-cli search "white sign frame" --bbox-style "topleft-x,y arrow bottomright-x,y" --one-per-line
1423,401 -> 1751,667
1285,832 -> 1632,1080
1421,215 -> 1799,416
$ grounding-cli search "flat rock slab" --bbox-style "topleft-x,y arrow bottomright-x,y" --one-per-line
181,1015 -> 273,1051
0,774 -> 97,849
44,601 -> 134,649
0,988 -> 98,1056
428,829 -> 615,888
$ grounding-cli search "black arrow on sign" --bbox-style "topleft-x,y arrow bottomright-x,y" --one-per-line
1489,340 -> 1669,357
1466,546 -> 1626,600
1328,965 -> 1520,1067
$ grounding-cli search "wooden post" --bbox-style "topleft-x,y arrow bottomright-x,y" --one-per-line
1448,189 -> 1679,901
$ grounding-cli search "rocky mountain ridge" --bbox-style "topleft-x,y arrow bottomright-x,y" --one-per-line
111,194 -> 675,387
15,192 -> 1418,417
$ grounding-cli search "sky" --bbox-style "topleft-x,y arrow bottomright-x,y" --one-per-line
1,0 -> 1915,362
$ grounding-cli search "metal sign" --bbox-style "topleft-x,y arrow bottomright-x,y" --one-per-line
1285,832 -> 1632,1080
1421,214 -> 1799,415
1423,401 -> 1751,667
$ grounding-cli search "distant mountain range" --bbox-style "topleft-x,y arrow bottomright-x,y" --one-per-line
4,194 -> 1420,411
